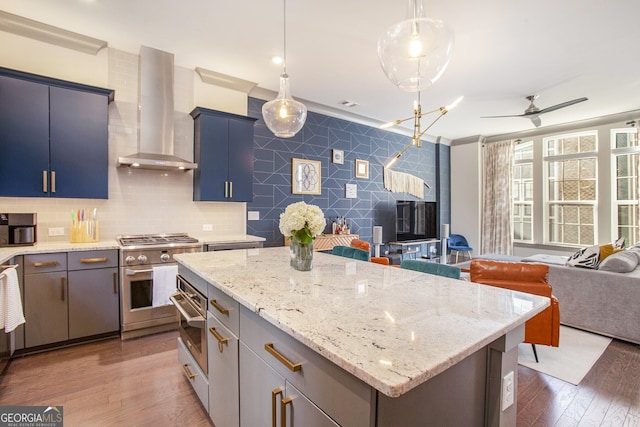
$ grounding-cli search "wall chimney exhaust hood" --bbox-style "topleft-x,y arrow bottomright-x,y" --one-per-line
118,46 -> 197,171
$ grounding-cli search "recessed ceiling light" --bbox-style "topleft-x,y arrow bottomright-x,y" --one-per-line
272,56 -> 283,65
339,100 -> 359,108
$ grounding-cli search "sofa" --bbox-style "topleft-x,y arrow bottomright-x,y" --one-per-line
470,252 -> 640,345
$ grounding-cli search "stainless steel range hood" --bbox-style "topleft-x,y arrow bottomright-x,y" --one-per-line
118,46 -> 197,171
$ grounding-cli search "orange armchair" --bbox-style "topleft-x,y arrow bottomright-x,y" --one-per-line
470,259 -> 560,362
350,239 -> 390,266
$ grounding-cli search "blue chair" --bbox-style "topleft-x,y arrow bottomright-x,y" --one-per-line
332,245 -> 370,261
448,234 -> 473,264
400,259 -> 461,279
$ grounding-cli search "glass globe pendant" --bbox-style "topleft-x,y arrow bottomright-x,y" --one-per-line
262,0 -> 307,138
262,72 -> 307,138
377,0 -> 454,92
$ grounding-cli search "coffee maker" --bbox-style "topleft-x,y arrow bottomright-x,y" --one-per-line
0,213 -> 37,246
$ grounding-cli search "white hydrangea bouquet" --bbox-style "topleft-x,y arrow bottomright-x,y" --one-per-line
279,201 -> 326,244
280,201 -> 326,271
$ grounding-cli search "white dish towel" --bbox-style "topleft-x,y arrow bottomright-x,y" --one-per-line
152,265 -> 179,307
1,267 -> 26,332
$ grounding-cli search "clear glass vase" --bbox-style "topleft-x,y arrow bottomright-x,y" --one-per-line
290,239 -> 314,271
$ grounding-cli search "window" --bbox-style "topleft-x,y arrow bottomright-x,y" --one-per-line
612,127 -> 640,246
513,141 -> 533,242
544,131 -> 597,246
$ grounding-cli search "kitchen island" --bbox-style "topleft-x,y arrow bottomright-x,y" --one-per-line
174,247 -> 550,427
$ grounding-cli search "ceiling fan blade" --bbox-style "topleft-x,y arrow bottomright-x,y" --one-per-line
535,97 -> 588,115
480,114 -> 527,119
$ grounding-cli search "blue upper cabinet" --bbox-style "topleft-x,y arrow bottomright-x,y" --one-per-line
0,68 -> 113,199
191,107 -> 257,202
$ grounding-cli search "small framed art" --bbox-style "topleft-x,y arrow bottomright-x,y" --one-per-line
355,159 -> 369,179
332,149 -> 344,164
292,158 -> 322,194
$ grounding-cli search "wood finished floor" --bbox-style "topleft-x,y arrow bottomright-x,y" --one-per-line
0,331 -> 638,426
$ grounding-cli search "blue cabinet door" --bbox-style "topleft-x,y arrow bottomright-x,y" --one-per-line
194,112 -> 229,201
227,117 -> 255,202
50,86 -> 109,199
192,108 -> 256,202
0,76 -> 50,197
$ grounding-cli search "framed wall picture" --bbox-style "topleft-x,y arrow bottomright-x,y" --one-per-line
355,159 -> 369,179
332,149 -> 344,164
292,158 -> 322,194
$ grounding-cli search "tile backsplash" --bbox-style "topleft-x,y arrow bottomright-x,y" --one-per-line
0,48 -> 246,243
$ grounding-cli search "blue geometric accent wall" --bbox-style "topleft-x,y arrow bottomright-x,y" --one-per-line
247,97 -> 450,248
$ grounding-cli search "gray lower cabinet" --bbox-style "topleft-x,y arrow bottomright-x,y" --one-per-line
23,250 -> 119,349
67,250 -> 119,339
24,253 -> 68,348
239,342 -> 339,426
207,313 -> 239,427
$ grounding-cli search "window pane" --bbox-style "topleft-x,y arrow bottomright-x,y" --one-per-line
580,134 -> 596,152
580,158 -> 596,179
580,180 -> 596,200
563,137 -> 579,154
617,178 -> 631,200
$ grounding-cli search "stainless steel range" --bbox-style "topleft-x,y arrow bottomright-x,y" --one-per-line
118,233 -> 201,339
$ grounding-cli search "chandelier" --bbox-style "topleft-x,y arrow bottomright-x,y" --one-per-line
377,0 -> 454,92
261,0 -> 307,138
382,95 -> 463,168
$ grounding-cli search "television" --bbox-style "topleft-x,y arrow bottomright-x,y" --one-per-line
395,201 -> 438,242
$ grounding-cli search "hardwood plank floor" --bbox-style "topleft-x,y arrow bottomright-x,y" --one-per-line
1,331 -> 638,426
0,331 -> 211,426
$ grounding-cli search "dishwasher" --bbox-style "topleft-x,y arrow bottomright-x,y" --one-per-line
204,241 -> 263,251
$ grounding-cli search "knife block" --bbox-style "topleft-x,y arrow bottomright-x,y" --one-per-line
70,220 -> 99,243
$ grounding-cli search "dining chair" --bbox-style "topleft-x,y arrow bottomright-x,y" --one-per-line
400,259 -> 461,279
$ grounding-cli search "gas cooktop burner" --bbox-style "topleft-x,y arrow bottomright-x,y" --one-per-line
118,233 -> 199,247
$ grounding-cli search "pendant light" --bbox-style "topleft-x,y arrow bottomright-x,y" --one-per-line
377,0 -> 454,92
262,0 -> 307,138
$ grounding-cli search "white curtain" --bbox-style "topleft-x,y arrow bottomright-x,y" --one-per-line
481,140 -> 514,255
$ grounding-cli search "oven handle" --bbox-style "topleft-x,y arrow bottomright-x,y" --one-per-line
125,268 -> 153,275
170,293 -> 205,328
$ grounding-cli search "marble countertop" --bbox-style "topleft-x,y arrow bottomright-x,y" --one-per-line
174,247 -> 550,398
0,234 -> 264,265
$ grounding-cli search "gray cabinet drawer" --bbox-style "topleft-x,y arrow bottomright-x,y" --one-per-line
178,337 -> 209,411
24,253 -> 67,274
207,283 -> 239,336
239,306 -> 372,427
68,250 -> 118,271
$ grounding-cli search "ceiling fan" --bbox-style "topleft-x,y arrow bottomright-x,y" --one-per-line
482,95 -> 588,127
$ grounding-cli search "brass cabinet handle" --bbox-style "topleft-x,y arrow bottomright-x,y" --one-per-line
61,277 -> 65,301
182,364 -> 195,380
51,170 -> 56,193
42,170 -> 48,193
264,343 -> 302,372
34,261 -> 59,268
271,388 -> 282,427
281,396 -> 293,427
208,327 -> 228,353
210,299 -> 229,315
113,272 -> 118,294
80,257 -> 108,263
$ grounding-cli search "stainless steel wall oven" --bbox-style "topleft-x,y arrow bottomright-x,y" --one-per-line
171,274 -> 207,374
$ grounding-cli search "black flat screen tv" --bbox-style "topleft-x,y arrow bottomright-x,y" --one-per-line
395,201 -> 438,242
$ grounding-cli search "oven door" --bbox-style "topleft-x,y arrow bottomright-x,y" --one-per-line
121,267 -> 176,325
171,291 -> 207,374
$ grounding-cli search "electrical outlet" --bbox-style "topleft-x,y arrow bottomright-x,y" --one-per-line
248,211 -> 260,221
202,224 -> 213,231
48,227 -> 64,236
501,371 -> 515,411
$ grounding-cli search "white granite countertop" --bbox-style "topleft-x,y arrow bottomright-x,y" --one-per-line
174,247 -> 550,398
0,234 -> 265,265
